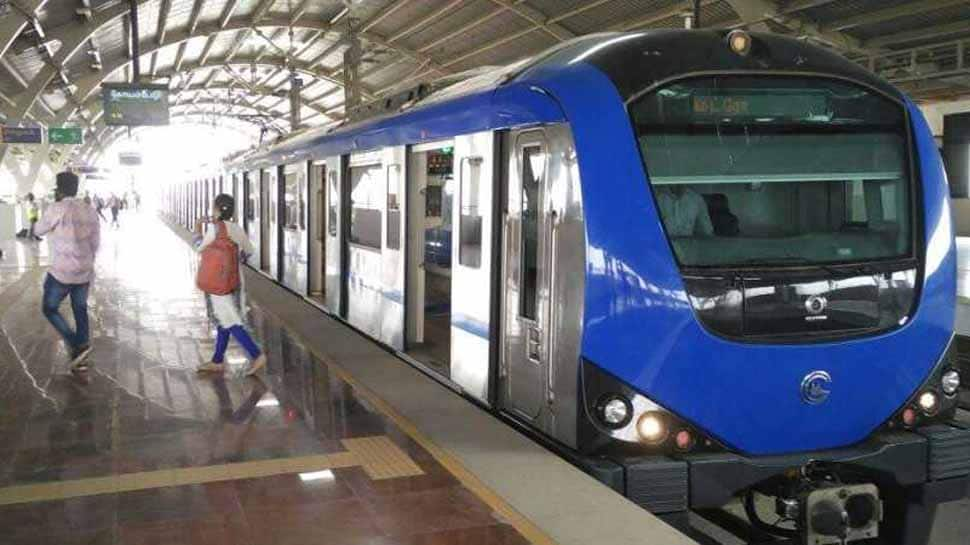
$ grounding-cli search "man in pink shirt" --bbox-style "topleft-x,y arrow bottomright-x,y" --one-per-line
34,171 -> 101,370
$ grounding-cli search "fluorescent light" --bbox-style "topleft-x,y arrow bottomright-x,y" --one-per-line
299,470 -> 335,482
329,7 -> 349,24
227,356 -> 247,365
256,397 -> 279,407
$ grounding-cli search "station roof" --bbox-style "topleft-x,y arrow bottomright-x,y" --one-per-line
1,0 -> 969,164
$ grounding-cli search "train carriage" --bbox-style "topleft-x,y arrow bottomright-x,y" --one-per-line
169,30 -> 970,545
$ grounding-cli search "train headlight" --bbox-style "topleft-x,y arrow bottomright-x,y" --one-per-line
636,411 -> 669,444
727,30 -> 753,56
918,391 -> 939,415
597,395 -> 632,428
942,370 -> 961,396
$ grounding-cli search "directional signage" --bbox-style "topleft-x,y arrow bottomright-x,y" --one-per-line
1,126 -> 43,144
119,152 -> 142,166
102,83 -> 170,126
48,127 -> 84,145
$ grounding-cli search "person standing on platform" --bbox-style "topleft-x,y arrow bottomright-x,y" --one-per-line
34,172 -> 101,372
25,193 -> 42,241
194,194 -> 266,376
108,194 -> 121,228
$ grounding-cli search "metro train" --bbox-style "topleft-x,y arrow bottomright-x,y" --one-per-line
166,30 -> 970,545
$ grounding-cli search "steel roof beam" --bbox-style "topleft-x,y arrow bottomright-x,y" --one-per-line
252,0 -> 277,23
6,11 -> 430,129
865,20 -> 970,49
0,0 -> 47,61
827,0 -> 970,33
779,0 -> 839,14
360,0 -> 411,33
723,0 -> 872,55
157,0 -> 172,44
188,0 -> 205,33
487,0 -> 575,41
220,0 -> 243,28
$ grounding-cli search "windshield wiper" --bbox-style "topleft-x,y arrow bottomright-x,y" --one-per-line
739,257 -> 843,276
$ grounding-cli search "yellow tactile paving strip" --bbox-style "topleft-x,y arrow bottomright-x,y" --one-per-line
0,435 -> 423,506
342,436 -> 425,480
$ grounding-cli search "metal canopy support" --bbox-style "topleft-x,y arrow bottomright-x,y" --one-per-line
289,74 -> 303,130
342,20 -> 362,119
129,0 -> 140,81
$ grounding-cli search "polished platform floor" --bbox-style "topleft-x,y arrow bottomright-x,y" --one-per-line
0,215 -> 530,545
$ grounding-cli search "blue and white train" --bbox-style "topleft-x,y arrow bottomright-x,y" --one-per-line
166,30 -> 969,544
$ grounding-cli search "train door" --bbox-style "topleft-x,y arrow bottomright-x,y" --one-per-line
450,133 -> 496,402
324,155 -> 343,316
380,146 -> 406,350
281,162 -> 309,294
346,151 -> 384,338
308,161 -> 326,305
245,170 -> 262,268
259,168 -> 274,276
500,130 -> 552,422
405,142 -> 454,377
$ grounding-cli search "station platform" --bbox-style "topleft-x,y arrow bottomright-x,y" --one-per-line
0,213 -> 696,545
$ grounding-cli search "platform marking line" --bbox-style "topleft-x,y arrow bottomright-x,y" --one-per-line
0,435 -> 421,506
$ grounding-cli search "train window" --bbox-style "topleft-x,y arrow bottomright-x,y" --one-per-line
350,164 -> 382,250
520,144 -> 545,320
327,170 -> 338,237
386,164 -> 402,250
631,75 -> 911,268
459,156 -> 483,268
283,170 -> 304,230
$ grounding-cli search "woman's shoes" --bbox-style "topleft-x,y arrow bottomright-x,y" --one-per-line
245,355 -> 267,376
196,362 -> 225,373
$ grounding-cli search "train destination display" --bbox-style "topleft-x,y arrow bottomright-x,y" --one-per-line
102,83 -> 170,126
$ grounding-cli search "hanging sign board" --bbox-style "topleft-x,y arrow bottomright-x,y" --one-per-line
48,127 -> 84,145
102,83 -> 170,126
1,127 -> 43,144
119,152 -> 142,166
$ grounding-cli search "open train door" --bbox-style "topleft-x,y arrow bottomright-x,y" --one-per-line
308,160 -> 327,306
324,155 -> 344,316
381,146 -> 407,350
450,132 -> 496,404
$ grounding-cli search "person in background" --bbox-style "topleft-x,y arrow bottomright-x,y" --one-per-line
108,194 -> 121,228
655,185 -> 714,237
194,194 -> 266,376
34,172 -> 101,372
94,195 -> 107,221
25,193 -> 42,241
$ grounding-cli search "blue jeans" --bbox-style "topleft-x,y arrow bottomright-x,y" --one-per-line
42,274 -> 90,352
212,325 -> 261,364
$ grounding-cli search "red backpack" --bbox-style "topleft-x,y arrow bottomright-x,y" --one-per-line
196,222 -> 240,295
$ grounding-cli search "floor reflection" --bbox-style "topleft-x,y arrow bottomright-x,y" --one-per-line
0,214 -> 528,545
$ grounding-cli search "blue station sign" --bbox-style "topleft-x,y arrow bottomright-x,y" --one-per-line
1,126 -> 43,144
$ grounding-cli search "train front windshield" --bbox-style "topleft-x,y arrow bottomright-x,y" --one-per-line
632,76 -> 912,268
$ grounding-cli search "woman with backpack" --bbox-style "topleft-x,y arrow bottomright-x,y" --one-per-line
194,194 -> 266,375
